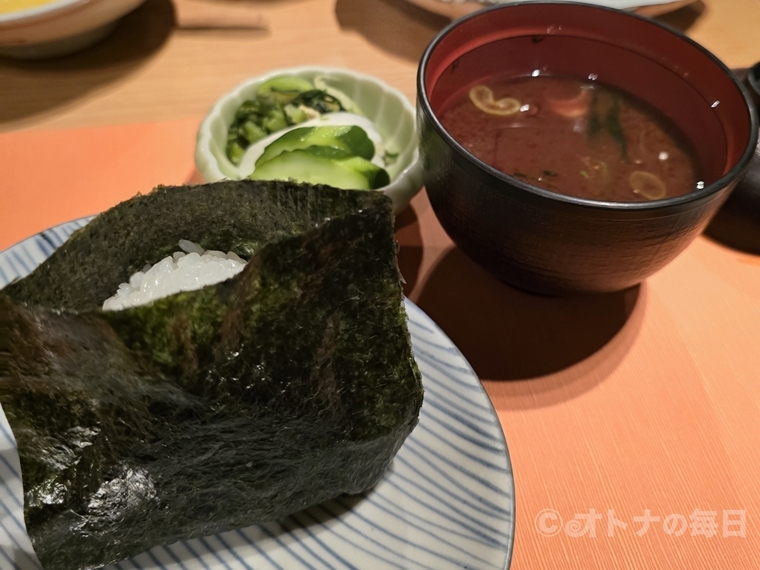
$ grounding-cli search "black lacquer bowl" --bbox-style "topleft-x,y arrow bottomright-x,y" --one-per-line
705,63 -> 760,253
417,2 -> 758,295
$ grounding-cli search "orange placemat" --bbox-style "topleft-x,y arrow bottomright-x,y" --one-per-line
0,118 -> 201,251
400,190 -> 760,569
3,119 -> 760,569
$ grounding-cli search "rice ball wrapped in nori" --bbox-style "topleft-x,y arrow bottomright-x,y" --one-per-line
0,180 -> 423,570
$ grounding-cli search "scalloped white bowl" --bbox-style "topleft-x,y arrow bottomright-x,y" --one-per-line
0,0 -> 146,59
196,67 -> 423,212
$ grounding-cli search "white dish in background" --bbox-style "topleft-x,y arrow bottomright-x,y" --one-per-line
196,67 -> 423,213
0,218 -> 515,570
407,0 -> 697,19
0,0 -> 147,59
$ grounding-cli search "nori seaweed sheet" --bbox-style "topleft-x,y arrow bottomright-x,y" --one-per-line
0,180 -> 423,570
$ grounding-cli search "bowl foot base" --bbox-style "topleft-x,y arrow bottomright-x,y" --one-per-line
0,20 -> 118,60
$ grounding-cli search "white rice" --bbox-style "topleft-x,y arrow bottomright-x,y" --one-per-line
102,240 -> 246,311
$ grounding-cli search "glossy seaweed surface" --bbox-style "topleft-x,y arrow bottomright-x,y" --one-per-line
0,180 -> 423,570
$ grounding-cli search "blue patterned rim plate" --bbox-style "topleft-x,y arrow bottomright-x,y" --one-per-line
0,218 -> 515,570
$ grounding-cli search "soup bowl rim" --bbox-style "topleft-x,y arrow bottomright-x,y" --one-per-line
417,0 -> 759,212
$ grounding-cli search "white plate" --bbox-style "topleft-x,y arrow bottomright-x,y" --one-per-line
0,218 -> 515,570
196,67 -> 423,213
407,0 -> 696,19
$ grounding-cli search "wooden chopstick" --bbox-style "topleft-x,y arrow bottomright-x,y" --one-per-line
173,0 -> 268,31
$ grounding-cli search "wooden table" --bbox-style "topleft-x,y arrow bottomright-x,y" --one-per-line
2,0 -> 760,567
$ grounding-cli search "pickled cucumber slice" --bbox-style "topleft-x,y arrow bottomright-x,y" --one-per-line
255,125 -> 376,168
256,76 -> 314,103
250,148 -> 389,190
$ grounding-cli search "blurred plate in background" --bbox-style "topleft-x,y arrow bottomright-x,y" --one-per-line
406,0 -> 696,20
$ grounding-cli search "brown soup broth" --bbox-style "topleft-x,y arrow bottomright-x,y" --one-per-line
439,75 -> 701,202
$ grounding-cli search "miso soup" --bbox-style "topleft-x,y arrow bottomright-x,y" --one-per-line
439,75 -> 701,202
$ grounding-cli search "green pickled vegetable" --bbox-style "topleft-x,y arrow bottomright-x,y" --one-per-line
255,125 -> 376,167
256,76 -> 314,102
250,147 -> 389,190
225,75 -> 367,165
